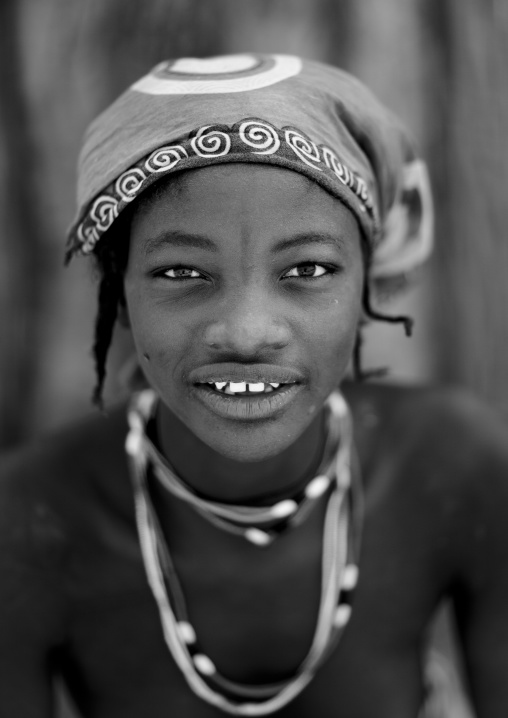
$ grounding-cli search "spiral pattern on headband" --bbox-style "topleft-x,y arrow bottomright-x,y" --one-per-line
115,168 -> 147,201
68,118 -> 378,260
145,145 -> 188,173
90,195 -> 119,231
190,126 -> 231,157
77,223 -> 99,254
322,147 -> 353,185
355,177 -> 371,207
239,120 -> 280,155
322,148 -> 373,211
285,130 -> 322,170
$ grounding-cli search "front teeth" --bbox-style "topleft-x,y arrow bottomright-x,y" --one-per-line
207,381 -> 282,394
244,382 -> 266,393
229,382 -> 247,393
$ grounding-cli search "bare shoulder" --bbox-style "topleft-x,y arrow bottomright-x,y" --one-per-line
0,402 -> 134,669
344,379 -> 508,479
344,380 -> 508,583
0,402 -> 130,571
0,405 -> 128,708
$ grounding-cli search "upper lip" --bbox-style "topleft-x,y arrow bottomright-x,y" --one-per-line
188,363 -> 306,385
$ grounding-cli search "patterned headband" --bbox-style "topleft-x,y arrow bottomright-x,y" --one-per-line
66,54 -> 433,279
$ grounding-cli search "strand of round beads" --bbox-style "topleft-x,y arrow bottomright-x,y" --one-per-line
129,389 -> 344,546
126,388 -> 362,715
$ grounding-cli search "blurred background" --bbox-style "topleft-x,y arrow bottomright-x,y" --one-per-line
0,1 -> 506,716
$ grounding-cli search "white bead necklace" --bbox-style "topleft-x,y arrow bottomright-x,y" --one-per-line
131,391 -> 343,546
126,389 -> 362,715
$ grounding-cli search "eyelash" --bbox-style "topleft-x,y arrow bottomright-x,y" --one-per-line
159,262 -> 337,282
281,262 -> 337,280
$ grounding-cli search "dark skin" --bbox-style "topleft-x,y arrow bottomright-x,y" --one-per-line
1,165 -> 508,717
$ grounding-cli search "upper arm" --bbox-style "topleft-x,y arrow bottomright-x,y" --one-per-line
0,560 -> 59,716
446,396 -> 508,717
0,454 -> 68,717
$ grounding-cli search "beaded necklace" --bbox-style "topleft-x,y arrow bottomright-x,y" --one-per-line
126,389 -> 362,715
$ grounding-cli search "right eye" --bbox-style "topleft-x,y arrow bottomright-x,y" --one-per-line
162,266 -> 203,280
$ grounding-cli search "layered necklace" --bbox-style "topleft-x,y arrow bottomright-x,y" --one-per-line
126,389 -> 362,715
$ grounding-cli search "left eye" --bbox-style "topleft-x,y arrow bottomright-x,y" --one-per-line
163,267 -> 202,279
282,263 -> 330,279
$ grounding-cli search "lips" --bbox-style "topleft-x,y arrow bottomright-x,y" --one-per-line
188,364 -> 305,421
192,382 -> 302,421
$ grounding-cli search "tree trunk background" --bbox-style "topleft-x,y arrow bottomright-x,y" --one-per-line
0,0 -> 48,448
429,0 -> 508,418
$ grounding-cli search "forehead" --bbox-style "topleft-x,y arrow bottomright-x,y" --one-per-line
130,163 -> 361,249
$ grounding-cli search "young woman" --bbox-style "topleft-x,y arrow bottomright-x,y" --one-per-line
1,54 -> 508,718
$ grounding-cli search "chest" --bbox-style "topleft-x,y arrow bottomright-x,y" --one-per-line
62,464 -> 448,718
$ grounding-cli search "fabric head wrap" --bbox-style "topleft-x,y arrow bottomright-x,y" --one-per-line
66,54 -> 433,279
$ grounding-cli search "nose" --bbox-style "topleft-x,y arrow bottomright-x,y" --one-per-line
203,289 -> 291,356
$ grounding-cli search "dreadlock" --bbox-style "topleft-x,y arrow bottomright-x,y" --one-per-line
351,257 -> 413,381
352,329 -> 387,382
363,279 -> 414,338
90,214 -> 130,409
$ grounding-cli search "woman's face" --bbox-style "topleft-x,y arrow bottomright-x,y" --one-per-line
123,164 -> 364,462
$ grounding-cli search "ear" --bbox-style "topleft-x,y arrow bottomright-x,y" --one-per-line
117,301 -> 131,329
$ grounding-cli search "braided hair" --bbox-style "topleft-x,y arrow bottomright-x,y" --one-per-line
91,211 -> 130,409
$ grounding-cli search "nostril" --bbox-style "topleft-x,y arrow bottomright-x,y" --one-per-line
203,318 -> 290,353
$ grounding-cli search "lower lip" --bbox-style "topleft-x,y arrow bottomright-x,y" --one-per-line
191,384 -> 302,421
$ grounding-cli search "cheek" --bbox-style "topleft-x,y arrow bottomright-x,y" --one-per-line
124,293 -> 191,386
322,308 -> 360,365
307,281 -> 362,383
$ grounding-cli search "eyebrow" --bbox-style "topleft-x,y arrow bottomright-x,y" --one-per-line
143,229 -> 346,256
272,232 -> 346,253
144,230 -> 218,256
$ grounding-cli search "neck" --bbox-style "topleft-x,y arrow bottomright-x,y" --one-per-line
154,403 -> 327,505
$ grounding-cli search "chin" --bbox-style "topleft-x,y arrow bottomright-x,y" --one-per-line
211,436 -> 292,463
198,418 -> 302,463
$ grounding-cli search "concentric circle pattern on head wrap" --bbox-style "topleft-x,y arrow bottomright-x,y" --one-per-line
66,53 -> 433,278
